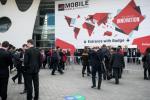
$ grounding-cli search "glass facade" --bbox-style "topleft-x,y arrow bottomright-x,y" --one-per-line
33,1 -> 55,49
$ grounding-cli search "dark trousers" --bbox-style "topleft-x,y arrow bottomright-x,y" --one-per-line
91,67 -> 102,88
0,77 -> 9,100
136,58 -> 141,64
47,57 -> 53,69
59,61 -> 65,70
103,61 -> 110,80
144,68 -> 150,79
127,57 -> 131,63
75,57 -> 80,64
26,73 -> 39,100
58,61 -> 64,74
82,64 -> 90,74
12,68 -> 22,83
22,71 -> 27,91
42,60 -> 47,68
51,62 -> 58,75
113,68 -> 121,84
9,63 -> 13,73
132,57 -> 136,63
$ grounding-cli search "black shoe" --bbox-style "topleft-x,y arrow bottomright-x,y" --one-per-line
115,82 -> 119,84
144,77 -> 148,80
97,86 -> 101,90
82,74 -> 84,77
12,78 -> 15,83
58,70 -> 64,74
119,75 -> 122,79
60,71 -> 64,75
91,85 -> 96,88
82,73 -> 86,77
34,97 -> 39,100
103,78 -> 106,80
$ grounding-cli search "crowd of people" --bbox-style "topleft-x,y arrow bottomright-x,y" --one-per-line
0,40 -> 150,100
0,39 -> 70,100
80,45 -> 125,89
0,40 -> 42,100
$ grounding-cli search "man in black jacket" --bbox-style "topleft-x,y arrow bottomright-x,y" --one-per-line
142,48 -> 150,80
111,48 -> 125,84
24,39 -> 41,100
20,44 -> 28,94
0,41 -> 12,100
89,47 -> 103,90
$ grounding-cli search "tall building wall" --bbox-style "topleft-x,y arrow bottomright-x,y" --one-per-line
0,0 -> 41,48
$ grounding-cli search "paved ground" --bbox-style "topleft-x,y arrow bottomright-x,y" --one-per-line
4,63 -> 150,100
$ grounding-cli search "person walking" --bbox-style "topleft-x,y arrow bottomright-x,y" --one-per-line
40,49 -> 47,69
12,48 -> 23,84
111,48 -> 125,84
51,49 -> 59,75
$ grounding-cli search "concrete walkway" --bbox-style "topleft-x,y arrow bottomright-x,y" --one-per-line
5,63 -> 150,100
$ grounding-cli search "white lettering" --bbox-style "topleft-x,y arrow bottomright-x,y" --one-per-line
117,17 -> 140,24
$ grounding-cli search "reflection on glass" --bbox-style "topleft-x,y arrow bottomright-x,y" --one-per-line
36,40 -> 55,48
0,17 -> 12,33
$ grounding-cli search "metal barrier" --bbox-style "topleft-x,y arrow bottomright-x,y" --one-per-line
46,56 -> 142,67
65,56 -> 81,65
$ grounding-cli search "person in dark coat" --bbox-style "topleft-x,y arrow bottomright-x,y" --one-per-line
111,48 -> 125,84
20,44 -> 28,94
57,48 -> 64,73
8,45 -> 15,73
142,48 -> 150,80
58,49 -> 64,70
47,48 -> 52,69
0,41 -> 12,100
51,49 -> 59,75
101,44 -> 111,80
81,48 -> 90,77
40,49 -> 47,69
132,48 -> 137,63
127,48 -> 132,63
12,48 -> 23,84
24,39 -> 42,100
89,47 -> 103,90
66,49 -> 71,65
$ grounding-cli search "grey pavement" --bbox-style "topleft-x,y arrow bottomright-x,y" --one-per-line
4,63 -> 150,100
